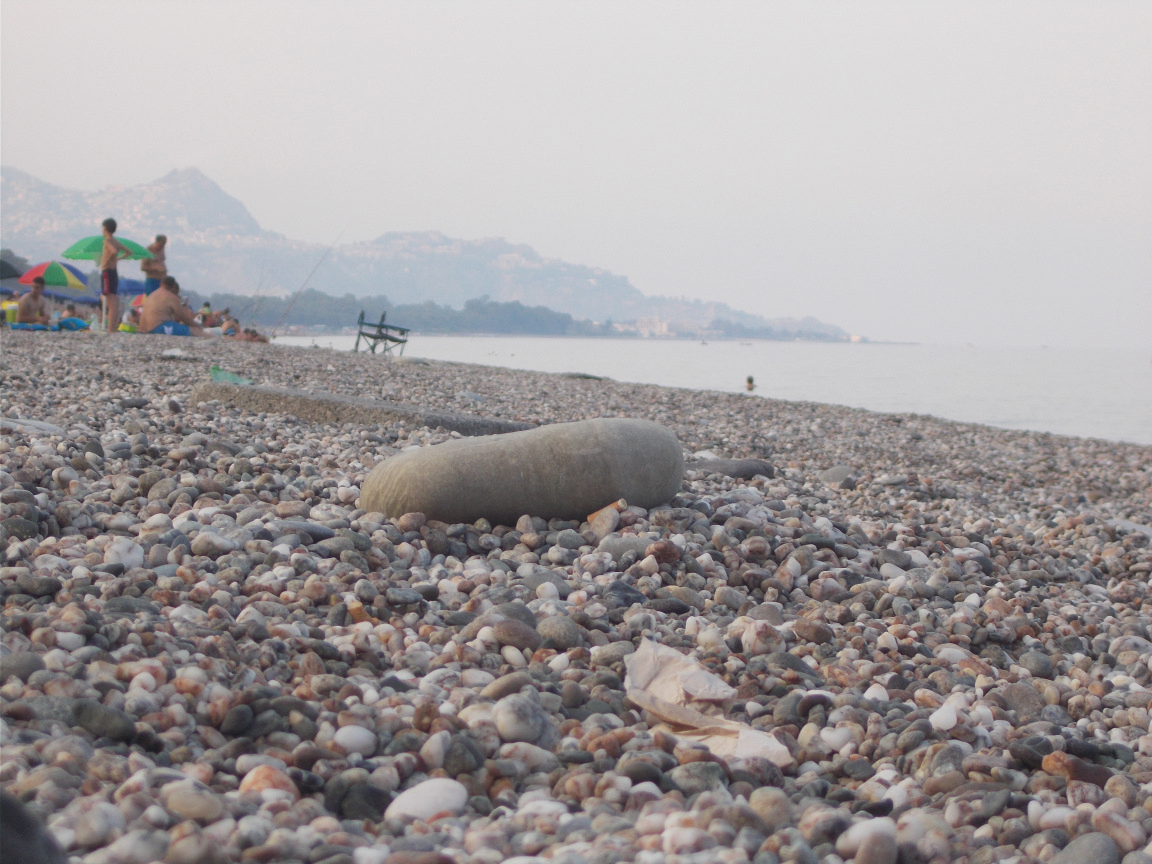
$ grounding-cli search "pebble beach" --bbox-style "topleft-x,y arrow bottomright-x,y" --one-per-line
3,330 -> 1152,864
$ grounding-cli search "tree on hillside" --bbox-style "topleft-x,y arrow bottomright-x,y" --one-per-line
181,287 -> 609,335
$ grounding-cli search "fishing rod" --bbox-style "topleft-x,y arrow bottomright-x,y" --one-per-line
246,297 -> 261,329
268,233 -> 343,338
245,256 -> 277,328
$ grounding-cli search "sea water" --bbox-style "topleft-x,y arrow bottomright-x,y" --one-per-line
272,335 -> 1152,446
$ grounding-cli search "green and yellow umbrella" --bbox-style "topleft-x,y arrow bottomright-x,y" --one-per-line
62,235 -> 154,261
19,261 -> 89,290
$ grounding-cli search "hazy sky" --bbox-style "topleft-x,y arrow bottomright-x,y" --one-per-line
2,1 -> 1149,349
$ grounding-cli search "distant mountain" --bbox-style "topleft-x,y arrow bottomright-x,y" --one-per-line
0,166 -> 850,338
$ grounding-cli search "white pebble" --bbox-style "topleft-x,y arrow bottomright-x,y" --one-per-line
864,682 -> 888,702
104,537 -> 144,569
333,725 -> 378,756
548,653 -> 571,676
384,778 -> 468,821
501,645 -> 528,667
929,704 -> 957,732
55,631 -> 86,651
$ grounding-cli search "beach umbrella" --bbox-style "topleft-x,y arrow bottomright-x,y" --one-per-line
115,277 -> 148,297
19,261 -> 89,290
61,236 -> 154,261
15,274 -> 149,307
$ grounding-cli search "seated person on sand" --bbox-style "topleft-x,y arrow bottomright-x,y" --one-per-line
217,313 -> 269,343
199,308 -> 228,328
118,306 -> 142,333
50,299 -> 90,331
139,276 -> 203,336
237,327 -> 269,344
16,277 -> 51,326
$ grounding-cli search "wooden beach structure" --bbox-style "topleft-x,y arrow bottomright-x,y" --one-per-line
353,310 -> 410,356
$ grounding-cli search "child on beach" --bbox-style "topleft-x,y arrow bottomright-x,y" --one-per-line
99,218 -> 133,334
54,301 -> 89,330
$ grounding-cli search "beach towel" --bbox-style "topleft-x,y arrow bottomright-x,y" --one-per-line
9,322 -> 49,331
56,317 -> 90,331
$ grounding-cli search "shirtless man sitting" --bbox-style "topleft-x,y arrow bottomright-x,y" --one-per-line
16,277 -> 50,326
139,276 -> 203,336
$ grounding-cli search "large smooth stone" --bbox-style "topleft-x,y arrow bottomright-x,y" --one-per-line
361,418 -> 684,525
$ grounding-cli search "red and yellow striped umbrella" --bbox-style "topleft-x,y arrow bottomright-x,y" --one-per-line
18,261 -> 89,290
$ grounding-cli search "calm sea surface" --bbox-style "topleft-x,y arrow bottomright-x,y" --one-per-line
273,335 -> 1152,446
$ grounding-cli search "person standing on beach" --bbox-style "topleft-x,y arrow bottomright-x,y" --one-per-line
140,234 -> 167,295
98,218 -> 132,334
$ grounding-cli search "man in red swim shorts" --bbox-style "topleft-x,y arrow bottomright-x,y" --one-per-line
99,217 -> 132,334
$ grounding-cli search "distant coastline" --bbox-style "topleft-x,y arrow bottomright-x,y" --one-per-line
181,287 -> 864,343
